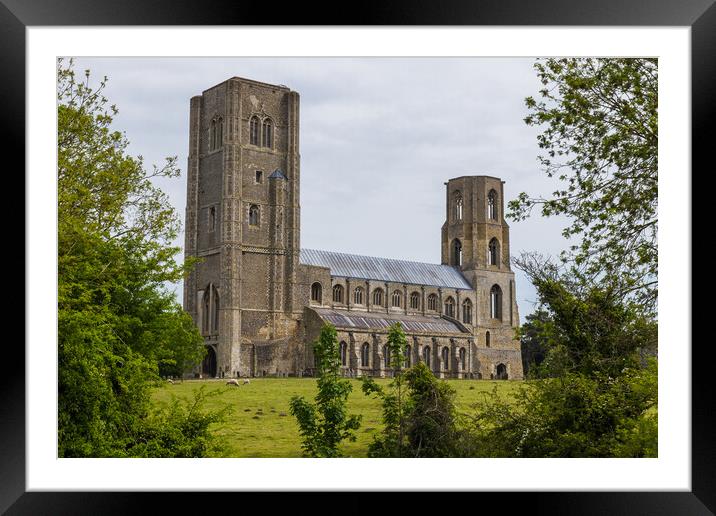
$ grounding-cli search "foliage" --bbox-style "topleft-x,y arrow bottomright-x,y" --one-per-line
470,359 -> 658,458
518,308 -> 551,378
57,59 -> 212,456
360,323 -> 409,456
509,58 -> 658,316
289,324 -> 362,457
515,253 -> 657,379
127,386 -> 231,458
362,325 -> 469,457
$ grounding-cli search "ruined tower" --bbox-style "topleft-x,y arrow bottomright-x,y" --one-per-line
441,176 -> 523,379
183,77 -> 301,378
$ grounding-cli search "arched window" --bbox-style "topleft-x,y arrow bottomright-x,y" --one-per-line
391,290 -> 402,308
262,118 -> 273,148
486,331 -> 491,348
202,284 -> 220,334
404,344 -> 412,368
354,287 -> 364,305
423,346 -> 431,367
444,296 -> 455,318
332,284 -> 344,303
489,238 -> 500,266
361,343 -> 370,367
442,347 -> 450,371
427,294 -> 438,311
410,291 -> 420,310
462,299 -> 472,324
490,285 -> 502,320
208,206 -> 216,232
459,347 -> 466,371
453,192 -> 463,221
488,189 -> 498,220
383,345 -> 390,368
372,288 -> 384,307
451,239 -> 462,266
249,204 -> 260,226
311,282 -> 322,304
250,116 -> 260,145
340,341 -> 348,366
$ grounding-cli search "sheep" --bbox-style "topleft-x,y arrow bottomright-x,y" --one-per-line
226,378 -> 241,386
243,379 -> 251,385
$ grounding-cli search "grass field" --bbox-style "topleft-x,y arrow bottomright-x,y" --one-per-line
151,377 -> 522,457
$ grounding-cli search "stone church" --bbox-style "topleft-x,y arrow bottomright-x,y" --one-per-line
183,76 -> 524,380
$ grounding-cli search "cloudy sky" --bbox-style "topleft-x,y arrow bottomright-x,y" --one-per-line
68,57 -> 571,320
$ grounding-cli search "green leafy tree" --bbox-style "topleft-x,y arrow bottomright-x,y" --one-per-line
363,324 -> 468,457
57,59 -> 214,457
518,308 -> 551,378
509,58 -> 658,316
289,323 -> 361,457
471,360 -> 657,458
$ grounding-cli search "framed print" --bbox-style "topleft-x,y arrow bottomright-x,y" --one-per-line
7,0 -> 712,513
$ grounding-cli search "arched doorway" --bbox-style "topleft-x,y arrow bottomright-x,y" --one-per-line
201,346 -> 217,378
495,363 -> 508,380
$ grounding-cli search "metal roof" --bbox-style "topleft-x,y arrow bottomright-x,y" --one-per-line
313,308 -> 468,335
269,168 -> 286,179
300,248 -> 472,290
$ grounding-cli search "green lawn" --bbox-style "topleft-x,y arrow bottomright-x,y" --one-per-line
151,377 -> 521,457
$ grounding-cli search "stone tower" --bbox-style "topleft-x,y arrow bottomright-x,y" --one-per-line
183,77 -> 301,378
441,176 -> 521,376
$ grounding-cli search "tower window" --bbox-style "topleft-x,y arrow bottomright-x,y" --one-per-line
488,189 -> 498,220
486,331 -> 491,348
427,294 -> 438,311
255,170 -> 263,183
372,288 -> 384,307
354,287 -> 364,305
311,282 -> 322,304
250,116 -> 260,145
453,192 -> 463,221
490,285 -> 502,320
391,290 -> 402,308
208,206 -> 216,232
462,299 -> 472,324
444,296 -> 455,318
410,291 -> 421,310
201,283 -> 220,335
489,238 -> 500,266
451,239 -> 462,266
332,284 -> 344,303
248,204 -> 260,226
262,118 -> 273,148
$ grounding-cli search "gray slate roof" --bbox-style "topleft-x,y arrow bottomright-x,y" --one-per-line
300,248 -> 472,290
314,308 -> 468,334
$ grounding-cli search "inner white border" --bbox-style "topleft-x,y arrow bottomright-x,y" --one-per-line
27,27 -> 690,491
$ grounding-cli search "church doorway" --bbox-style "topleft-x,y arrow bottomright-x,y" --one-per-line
201,346 -> 217,378
495,363 -> 508,380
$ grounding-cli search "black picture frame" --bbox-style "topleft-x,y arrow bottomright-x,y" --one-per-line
5,0 -> 709,513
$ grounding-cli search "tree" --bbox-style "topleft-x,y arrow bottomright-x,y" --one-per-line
57,59 -> 214,457
509,58 -> 658,316
362,323 -> 469,457
518,308 -> 551,378
289,323 -> 362,457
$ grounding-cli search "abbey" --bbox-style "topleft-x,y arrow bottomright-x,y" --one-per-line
183,76 -> 524,380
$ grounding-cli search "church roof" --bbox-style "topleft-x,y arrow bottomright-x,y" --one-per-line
313,308 -> 469,335
300,248 -> 472,290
